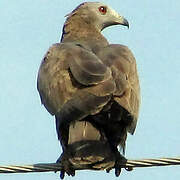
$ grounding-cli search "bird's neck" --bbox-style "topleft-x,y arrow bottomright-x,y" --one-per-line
60,15 -> 109,52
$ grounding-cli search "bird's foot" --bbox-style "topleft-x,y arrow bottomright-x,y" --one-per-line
67,140 -> 115,170
114,151 -> 127,177
56,151 -> 75,179
56,140 -> 116,179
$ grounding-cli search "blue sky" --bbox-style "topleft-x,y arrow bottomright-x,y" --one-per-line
0,0 -> 180,180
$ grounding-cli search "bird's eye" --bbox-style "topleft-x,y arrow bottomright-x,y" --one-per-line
98,6 -> 107,15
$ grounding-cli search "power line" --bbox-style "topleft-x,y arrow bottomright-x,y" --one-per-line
0,157 -> 180,174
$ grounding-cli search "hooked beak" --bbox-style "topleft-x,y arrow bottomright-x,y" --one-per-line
121,17 -> 129,28
115,16 -> 129,28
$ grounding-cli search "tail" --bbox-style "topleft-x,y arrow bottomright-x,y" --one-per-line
68,121 -> 103,144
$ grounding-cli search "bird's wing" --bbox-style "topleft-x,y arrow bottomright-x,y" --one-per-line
37,43 -> 115,118
97,44 -> 140,134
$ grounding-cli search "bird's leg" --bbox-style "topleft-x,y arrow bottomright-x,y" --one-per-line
56,151 -> 75,179
114,151 -> 127,177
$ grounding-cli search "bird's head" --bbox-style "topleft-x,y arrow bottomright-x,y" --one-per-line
66,2 -> 129,31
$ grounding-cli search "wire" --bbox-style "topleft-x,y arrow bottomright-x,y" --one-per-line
0,157 -> 180,174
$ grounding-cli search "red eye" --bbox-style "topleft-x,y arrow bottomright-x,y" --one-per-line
98,6 -> 107,15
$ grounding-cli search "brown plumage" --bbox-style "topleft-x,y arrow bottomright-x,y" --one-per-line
37,2 -> 140,179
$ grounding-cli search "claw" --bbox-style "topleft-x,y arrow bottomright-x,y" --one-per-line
114,151 -> 127,177
115,167 -> 121,177
56,151 -> 75,179
71,170 -> 75,177
106,167 -> 113,173
60,170 -> 65,179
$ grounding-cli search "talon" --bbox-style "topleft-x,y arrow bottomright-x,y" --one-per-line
71,170 -> 75,177
114,151 -> 127,177
106,168 -> 112,173
56,151 -> 75,179
60,170 -> 65,179
115,167 -> 121,177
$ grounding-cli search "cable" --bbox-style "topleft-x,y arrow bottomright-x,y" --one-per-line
0,157 -> 180,174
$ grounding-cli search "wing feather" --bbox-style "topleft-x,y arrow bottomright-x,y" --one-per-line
37,43 -> 115,116
67,44 -> 111,85
97,44 -> 140,134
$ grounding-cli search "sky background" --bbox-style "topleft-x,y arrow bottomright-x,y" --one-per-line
0,0 -> 180,180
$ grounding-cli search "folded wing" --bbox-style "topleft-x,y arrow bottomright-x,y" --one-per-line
37,43 -> 115,118
97,44 -> 140,134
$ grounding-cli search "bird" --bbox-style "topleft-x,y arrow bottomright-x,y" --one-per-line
37,2 -> 140,179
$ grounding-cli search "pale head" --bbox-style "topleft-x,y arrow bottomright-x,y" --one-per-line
66,2 -> 129,31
